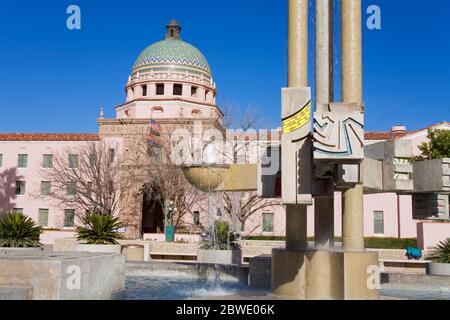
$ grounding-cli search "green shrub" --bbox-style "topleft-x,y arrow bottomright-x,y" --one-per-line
76,212 -> 123,245
427,238 -> 450,263
201,220 -> 239,250
0,212 -> 43,248
243,235 -> 417,249
364,237 -> 417,249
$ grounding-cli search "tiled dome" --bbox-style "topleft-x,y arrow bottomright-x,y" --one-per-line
132,24 -> 212,80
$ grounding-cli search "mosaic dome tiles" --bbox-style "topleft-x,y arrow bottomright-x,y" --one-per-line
132,39 -> 212,79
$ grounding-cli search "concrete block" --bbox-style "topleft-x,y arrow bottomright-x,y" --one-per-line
365,139 -> 414,192
413,194 -> 449,220
362,158 -> 383,191
413,159 -> 450,193
249,255 -> 272,288
197,250 -> 242,266
281,87 -> 313,205
0,251 -> 125,300
257,144 -> 281,198
336,164 -> 361,186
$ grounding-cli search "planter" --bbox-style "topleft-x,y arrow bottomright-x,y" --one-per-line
0,247 -> 44,256
427,262 -> 450,276
75,243 -> 122,254
197,249 -> 242,265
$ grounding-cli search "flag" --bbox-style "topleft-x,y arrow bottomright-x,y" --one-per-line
150,119 -> 161,132
149,119 -> 161,137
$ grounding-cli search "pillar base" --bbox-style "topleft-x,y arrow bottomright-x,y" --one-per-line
272,249 -> 380,300
344,251 -> 380,300
272,249 -> 344,300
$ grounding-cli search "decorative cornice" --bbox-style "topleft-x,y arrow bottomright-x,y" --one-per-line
115,97 -> 224,116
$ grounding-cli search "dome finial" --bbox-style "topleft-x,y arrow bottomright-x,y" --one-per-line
166,19 -> 181,40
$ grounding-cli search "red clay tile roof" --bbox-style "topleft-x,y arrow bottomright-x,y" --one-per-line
0,134 -> 99,142
364,131 -> 408,141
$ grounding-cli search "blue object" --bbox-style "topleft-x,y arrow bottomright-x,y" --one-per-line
165,226 -> 175,243
406,247 -> 422,260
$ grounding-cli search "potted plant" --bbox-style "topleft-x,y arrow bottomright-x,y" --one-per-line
75,211 -> 123,254
426,238 -> 450,276
0,212 -> 44,254
197,220 -> 241,265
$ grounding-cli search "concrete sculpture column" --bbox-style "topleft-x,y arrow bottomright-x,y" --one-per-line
314,0 -> 335,247
286,0 -> 309,250
341,0 -> 364,252
288,0 -> 309,88
315,0 -> 334,106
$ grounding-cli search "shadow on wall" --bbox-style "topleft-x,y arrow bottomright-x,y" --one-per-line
0,167 -> 21,214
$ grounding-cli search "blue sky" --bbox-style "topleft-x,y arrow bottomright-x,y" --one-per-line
0,0 -> 448,133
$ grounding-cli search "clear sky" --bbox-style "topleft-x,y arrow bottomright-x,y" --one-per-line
0,0 -> 448,133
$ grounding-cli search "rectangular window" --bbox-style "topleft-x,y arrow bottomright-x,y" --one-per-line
142,85 -> 147,96
41,181 -> 51,196
15,181 -> 26,195
18,154 -> 28,168
262,213 -> 275,233
173,84 -> 183,96
38,209 -> 49,227
13,208 -> 23,214
374,211 -> 385,235
87,181 -> 93,196
67,183 -> 77,196
191,86 -> 198,98
0,154 -> 3,167
156,84 -> 165,95
64,209 -> 75,228
193,211 -> 200,226
42,154 -> 53,168
109,148 -> 115,162
68,154 -> 79,168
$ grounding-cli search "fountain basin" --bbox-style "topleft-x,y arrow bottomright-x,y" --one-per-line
182,165 -> 229,192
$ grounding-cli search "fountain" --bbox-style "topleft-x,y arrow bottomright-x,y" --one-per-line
181,0 -> 380,300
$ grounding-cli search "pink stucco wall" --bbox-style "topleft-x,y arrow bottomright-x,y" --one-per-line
417,221 -> 450,249
0,140 -> 98,230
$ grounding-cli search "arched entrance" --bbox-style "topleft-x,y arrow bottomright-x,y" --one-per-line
141,190 -> 164,234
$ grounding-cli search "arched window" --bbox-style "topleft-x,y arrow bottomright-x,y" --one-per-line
192,109 -> 202,116
152,106 -> 164,113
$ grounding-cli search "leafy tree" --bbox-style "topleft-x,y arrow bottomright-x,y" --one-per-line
415,129 -> 450,161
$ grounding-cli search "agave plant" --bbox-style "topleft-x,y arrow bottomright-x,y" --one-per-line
0,212 -> 43,248
427,238 -> 450,264
76,211 -> 123,245
200,220 -> 239,251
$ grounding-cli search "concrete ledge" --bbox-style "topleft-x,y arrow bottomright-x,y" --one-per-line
382,272 -> 450,291
0,287 -> 32,300
126,261 -> 249,284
